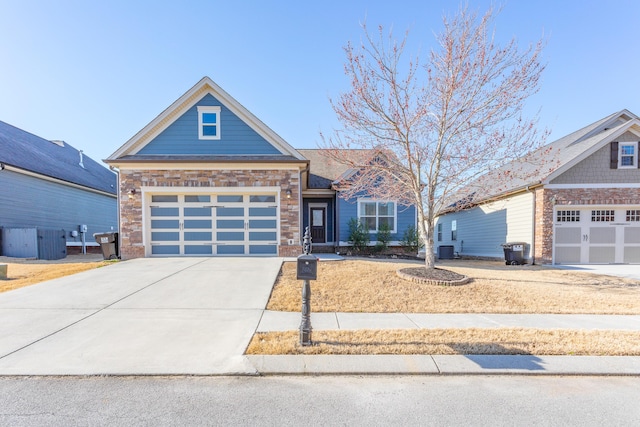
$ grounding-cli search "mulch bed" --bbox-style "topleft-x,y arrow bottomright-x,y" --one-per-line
396,267 -> 471,286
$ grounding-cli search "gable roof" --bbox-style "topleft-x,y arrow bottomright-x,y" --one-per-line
298,149 -> 375,189
107,76 -> 306,162
443,110 -> 640,210
0,120 -> 116,195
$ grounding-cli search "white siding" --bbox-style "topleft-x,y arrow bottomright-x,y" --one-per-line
435,192 -> 534,260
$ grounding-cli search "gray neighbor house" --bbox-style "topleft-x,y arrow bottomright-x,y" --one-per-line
435,110 -> 640,265
0,120 -> 117,257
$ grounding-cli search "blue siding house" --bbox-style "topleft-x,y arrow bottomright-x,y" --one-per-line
0,120 -> 118,256
106,77 -> 416,259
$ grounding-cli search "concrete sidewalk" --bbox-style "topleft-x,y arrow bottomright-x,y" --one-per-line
252,311 -> 640,375
258,311 -> 640,332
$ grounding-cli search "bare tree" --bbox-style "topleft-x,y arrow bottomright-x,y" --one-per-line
321,5 -> 548,269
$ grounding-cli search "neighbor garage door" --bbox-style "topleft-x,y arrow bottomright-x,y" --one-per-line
147,192 -> 278,256
553,207 -> 640,264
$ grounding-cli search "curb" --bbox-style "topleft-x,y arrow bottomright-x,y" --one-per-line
247,355 -> 640,376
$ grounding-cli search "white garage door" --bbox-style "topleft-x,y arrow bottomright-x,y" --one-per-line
554,208 -> 640,264
147,193 -> 279,256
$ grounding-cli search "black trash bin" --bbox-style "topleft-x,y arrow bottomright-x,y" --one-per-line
501,242 -> 526,265
94,232 -> 119,260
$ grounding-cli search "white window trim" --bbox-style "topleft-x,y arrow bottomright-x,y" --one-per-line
356,198 -> 397,234
618,142 -> 638,169
197,106 -> 221,140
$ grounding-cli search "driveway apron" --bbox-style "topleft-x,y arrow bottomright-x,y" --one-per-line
0,257 -> 282,375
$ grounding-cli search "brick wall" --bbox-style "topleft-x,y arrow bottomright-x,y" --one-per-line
119,168 -> 301,259
535,187 -> 640,264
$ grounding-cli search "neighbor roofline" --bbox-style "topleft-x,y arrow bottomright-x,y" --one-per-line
437,182 -> 544,216
543,118 -> 640,184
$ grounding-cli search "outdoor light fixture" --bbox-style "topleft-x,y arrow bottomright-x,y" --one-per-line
128,188 -> 136,200
286,189 -> 292,199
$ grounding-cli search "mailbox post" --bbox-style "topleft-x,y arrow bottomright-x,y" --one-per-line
297,226 -> 317,346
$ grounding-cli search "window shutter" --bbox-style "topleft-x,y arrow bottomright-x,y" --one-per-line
610,141 -> 618,169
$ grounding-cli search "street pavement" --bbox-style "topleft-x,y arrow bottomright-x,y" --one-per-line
0,257 -> 639,376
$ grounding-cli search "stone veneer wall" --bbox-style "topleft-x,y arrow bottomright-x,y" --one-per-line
534,187 -> 640,264
119,168 -> 301,259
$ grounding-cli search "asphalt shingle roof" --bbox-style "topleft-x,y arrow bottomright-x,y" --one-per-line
0,120 -> 116,194
298,149 -> 374,189
443,110 -> 639,211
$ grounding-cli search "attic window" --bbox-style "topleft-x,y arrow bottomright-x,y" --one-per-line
619,142 -> 638,168
197,106 -> 221,140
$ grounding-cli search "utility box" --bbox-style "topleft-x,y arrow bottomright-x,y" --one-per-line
1,228 -> 66,260
37,229 -> 67,260
438,245 -> 455,260
296,254 -> 318,280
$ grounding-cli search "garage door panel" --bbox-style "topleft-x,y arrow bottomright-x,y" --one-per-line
152,245 -> 180,255
151,220 -> 179,229
249,219 -> 277,229
556,227 -> 581,244
250,245 -> 278,255
185,207 -> 211,216
217,220 -> 244,229
590,227 -> 615,244
555,247 -> 581,264
151,207 -> 179,216
184,232 -> 212,241
217,207 -> 244,217
589,247 -> 615,264
218,245 -> 245,255
249,231 -> 277,241
151,232 -> 180,241
624,247 -> 640,263
217,232 -> 244,241
625,227 -> 640,244
185,245 -> 213,255
184,220 -> 211,229
249,207 -> 277,216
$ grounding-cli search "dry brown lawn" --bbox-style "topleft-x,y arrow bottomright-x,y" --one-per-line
267,259 -> 640,314
0,255 -> 110,293
254,259 -> 640,355
246,329 -> 640,356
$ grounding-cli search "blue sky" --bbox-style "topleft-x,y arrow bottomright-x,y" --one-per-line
1,0 -> 639,165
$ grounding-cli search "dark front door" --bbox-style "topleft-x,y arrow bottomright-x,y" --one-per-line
310,207 -> 326,243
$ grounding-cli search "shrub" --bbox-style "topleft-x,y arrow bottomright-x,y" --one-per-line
374,223 -> 392,253
347,218 -> 370,253
400,225 -> 423,253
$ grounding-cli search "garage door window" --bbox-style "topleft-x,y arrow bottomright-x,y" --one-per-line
591,210 -> 615,222
556,210 -> 580,222
627,210 -> 640,222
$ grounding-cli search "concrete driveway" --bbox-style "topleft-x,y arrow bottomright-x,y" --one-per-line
0,257 -> 283,375
552,264 -> 640,281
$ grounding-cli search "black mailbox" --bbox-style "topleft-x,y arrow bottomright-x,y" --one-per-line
296,254 -> 318,280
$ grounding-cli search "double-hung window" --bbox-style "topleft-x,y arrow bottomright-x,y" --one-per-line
619,142 -> 638,168
197,106 -> 221,140
358,200 -> 396,233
